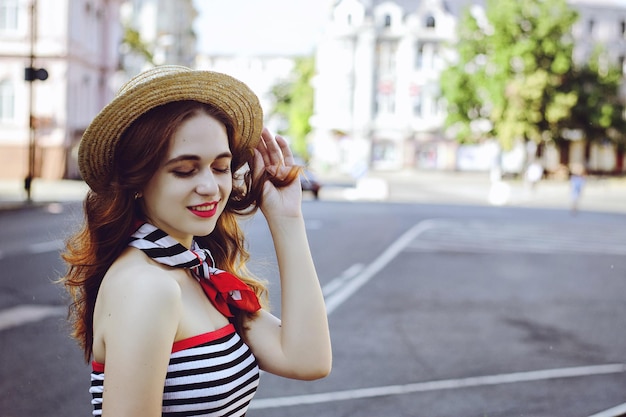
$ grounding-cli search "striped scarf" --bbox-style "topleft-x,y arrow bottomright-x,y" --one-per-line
128,223 -> 261,317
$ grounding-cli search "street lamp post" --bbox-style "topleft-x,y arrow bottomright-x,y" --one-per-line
24,0 -> 48,203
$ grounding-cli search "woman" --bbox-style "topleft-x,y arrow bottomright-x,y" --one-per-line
60,65 -> 332,416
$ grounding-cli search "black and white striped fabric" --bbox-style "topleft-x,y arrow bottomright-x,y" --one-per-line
90,323 -> 260,416
128,222 -> 216,272
127,223 -> 261,318
89,223 -> 262,415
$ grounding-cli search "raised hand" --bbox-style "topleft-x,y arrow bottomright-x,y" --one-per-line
254,128 -> 303,218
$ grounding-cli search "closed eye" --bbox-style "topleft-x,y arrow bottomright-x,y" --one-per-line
213,166 -> 231,174
172,168 -> 197,177
165,152 -> 232,177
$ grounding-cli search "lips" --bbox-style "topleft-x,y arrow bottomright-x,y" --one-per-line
188,202 -> 219,218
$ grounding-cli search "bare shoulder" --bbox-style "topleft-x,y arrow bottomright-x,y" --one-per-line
93,248 -> 183,355
100,247 -> 182,302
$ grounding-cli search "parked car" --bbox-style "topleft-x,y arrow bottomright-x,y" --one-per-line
300,168 -> 321,199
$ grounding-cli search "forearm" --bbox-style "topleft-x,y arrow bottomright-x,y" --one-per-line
267,214 -> 332,377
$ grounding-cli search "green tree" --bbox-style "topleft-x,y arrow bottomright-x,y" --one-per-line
565,49 -> 626,147
442,0 -> 579,151
271,56 -> 315,160
440,8 -> 490,143
122,26 -> 154,64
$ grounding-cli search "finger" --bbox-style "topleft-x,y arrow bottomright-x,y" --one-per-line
275,135 -> 295,166
257,128 -> 273,168
260,129 -> 284,167
256,129 -> 285,178
252,148 -> 265,179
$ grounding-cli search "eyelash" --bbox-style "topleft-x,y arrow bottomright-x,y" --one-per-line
172,166 -> 230,177
173,170 -> 195,178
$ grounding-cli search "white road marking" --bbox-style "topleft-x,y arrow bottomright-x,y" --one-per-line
250,364 -> 626,410
406,219 -> 626,255
587,402 -> 626,417
300,219 -> 624,412
323,219 -> 440,315
0,304 -> 66,332
322,263 -> 364,297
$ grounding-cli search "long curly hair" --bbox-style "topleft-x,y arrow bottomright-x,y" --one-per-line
60,100 -> 299,362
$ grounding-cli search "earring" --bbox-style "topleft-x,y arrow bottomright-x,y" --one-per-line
134,192 -> 142,199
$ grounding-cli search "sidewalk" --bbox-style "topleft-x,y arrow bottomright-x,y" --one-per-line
0,171 -> 624,214
316,170 -> 626,214
0,179 -> 89,210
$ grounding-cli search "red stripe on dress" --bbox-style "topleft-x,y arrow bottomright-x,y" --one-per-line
171,323 -> 235,353
92,361 -> 105,373
91,323 -> 236,371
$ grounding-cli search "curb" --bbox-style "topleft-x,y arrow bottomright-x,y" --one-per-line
0,179 -> 88,212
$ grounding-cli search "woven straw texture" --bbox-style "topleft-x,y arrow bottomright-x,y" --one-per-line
78,65 -> 263,193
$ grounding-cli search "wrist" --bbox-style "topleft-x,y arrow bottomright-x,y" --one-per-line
260,204 -> 303,221
265,213 -> 307,235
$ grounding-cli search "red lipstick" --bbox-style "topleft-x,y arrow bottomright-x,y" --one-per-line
188,202 -> 218,218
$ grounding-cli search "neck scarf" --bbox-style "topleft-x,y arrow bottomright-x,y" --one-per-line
128,223 -> 261,318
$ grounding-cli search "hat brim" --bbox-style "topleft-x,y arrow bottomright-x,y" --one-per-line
78,66 -> 263,192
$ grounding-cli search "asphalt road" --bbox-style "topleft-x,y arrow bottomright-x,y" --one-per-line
0,199 -> 625,416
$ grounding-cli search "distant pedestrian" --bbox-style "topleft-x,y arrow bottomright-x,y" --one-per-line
524,161 -> 543,192
569,163 -> 586,215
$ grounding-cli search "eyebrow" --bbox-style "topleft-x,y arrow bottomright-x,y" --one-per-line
164,151 -> 233,166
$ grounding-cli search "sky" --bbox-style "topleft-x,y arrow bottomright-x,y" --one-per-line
192,0 -> 626,55
192,0 -> 334,56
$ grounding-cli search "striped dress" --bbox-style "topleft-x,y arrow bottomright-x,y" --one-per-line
90,324 -> 260,416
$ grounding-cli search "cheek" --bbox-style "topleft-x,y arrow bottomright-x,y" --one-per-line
143,177 -> 180,211
221,176 -> 234,196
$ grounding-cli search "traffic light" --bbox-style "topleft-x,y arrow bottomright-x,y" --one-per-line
24,66 -> 48,81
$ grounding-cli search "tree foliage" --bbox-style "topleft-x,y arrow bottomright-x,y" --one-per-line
441,0 -> 625,152
565,48 -> 626,147
122,26 -> 154,64
271,56 -> 315,159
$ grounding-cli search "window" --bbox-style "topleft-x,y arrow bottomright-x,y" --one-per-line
384,14 -> 391,27
588,18 -> 595,35
416,42 -> 435,71
416,43 -> 423,69
375,40 -> 397,116
425,15 -> 436,28
375,88 -> 396,115
0,79 -> 15,121
621,20 -> 626,37
377,40 -> 397,74
413,94 -> 422,118
0,0 -> 19,31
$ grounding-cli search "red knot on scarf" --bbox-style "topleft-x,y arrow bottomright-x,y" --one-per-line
128,223 -> 261,317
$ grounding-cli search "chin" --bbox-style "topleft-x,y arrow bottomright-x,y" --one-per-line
191,222 -> 218,238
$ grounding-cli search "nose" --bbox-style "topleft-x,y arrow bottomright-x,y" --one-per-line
195,169 -> 219,195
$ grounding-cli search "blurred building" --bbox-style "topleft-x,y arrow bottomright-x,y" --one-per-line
0,0 -> 124,181
121,0 -> 197,75
0,0 -> 198,183
311,0 -> 626,175
196,54 -> 297,136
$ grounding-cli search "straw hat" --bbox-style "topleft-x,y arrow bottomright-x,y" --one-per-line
78,65 -> 264,193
